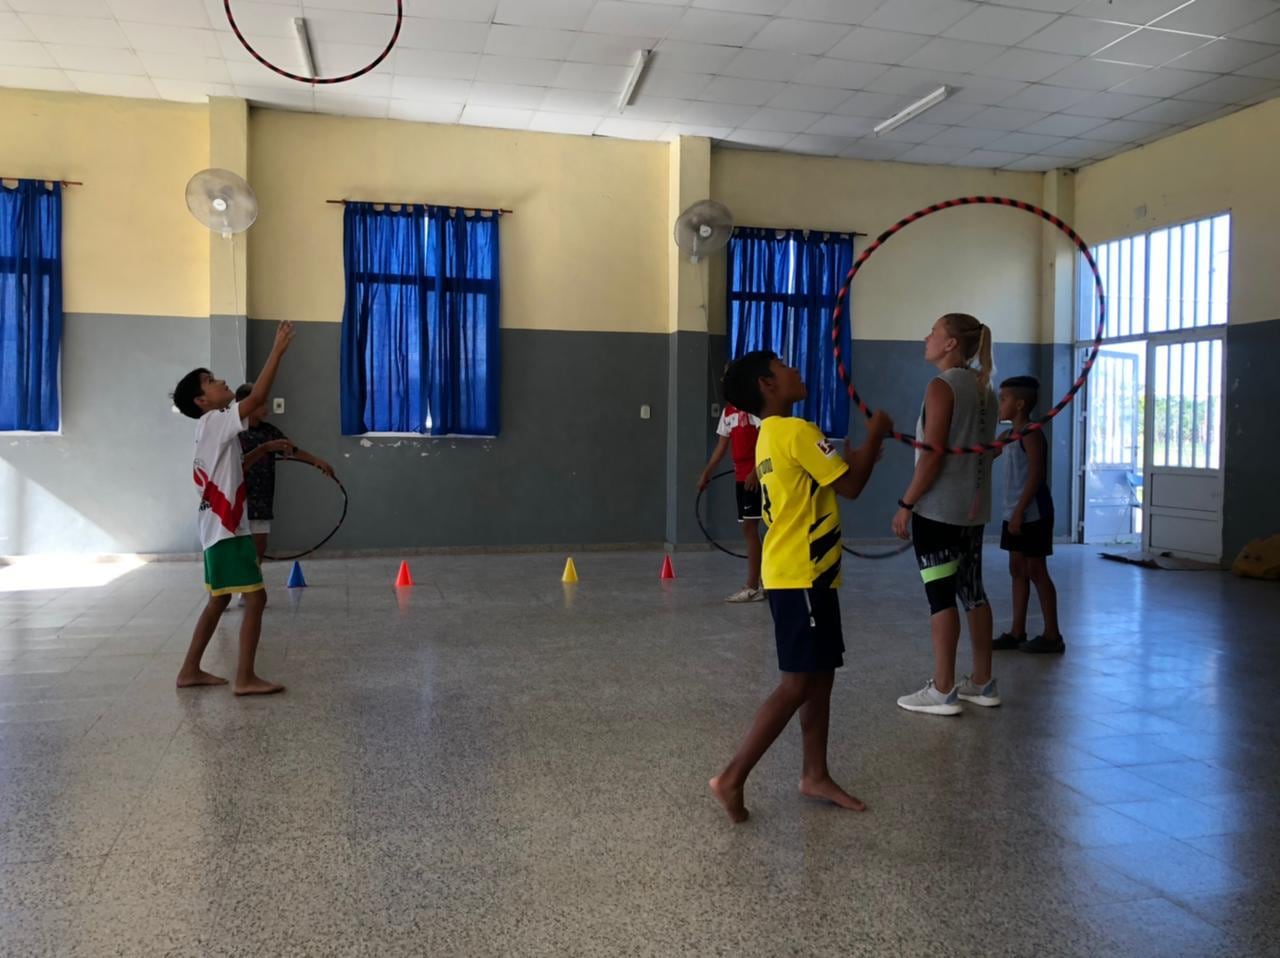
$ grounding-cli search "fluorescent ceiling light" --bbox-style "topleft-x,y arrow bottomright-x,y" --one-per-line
293,17 -> 317,80
619,49 -> 652,111
874,86 -> 950,136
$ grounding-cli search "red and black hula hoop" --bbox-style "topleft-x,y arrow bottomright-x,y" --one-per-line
832,196 -> 1105,455
224,0 -> 403,85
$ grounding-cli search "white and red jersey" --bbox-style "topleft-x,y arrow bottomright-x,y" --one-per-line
192,401 -> 249,550
716,403 -> 763,482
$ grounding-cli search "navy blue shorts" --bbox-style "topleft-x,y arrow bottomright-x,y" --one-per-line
767,588 -> 844,673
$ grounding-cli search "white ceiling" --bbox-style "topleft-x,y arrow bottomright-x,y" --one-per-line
2,0 -> 1280,169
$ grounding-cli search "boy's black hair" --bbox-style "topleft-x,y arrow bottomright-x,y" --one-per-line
1000,375 -> 1040,413
235,383 -> 253,403
722,350 -> 778,417
172,368 -> 211,420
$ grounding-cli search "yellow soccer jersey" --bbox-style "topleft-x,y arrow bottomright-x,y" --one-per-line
756,417 -> 849,590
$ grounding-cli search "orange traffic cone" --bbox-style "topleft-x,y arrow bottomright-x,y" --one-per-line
660,555 -> 675,579
394,560 -> 414,587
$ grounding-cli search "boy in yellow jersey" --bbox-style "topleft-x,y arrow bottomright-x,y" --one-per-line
709,351 -> 892,823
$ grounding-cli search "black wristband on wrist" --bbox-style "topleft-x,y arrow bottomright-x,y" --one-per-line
898,499 -> 915,511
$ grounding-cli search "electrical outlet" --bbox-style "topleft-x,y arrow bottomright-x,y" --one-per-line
711,403 -> 722,418
272,398 -> 285,414
640,404 -> 651,420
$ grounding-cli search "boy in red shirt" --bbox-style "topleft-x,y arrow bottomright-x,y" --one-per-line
699,400 -> 765,602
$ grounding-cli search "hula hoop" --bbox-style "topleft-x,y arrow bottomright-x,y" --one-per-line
263,460 -> 349,562
696,470 -> 912,561
224,0 -> 403,85
831,196 -> 1105,455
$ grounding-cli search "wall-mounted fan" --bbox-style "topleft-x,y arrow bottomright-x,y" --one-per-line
185,168 -> 258,239
673,199 -> 734,263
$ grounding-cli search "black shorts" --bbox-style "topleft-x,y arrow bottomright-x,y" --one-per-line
767,588 -> 844,673
1000,517 -> 1054,557
912,514 -> 988,614
735,481 -> 762,522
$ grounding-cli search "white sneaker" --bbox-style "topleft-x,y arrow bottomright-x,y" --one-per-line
956,675 -> 1001,707
725,587 -> 765,603
896,680 -> 962,716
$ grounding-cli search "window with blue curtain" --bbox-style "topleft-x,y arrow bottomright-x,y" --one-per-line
726,228 -> 853,437
0,180 -> 62,432
340,203 -> 501,436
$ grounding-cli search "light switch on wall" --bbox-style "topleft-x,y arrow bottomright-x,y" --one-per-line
273,398 -> 285,414
640,404 -> 651,420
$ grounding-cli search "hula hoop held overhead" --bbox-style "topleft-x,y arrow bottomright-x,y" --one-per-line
224,0 -> 403,85
831,196 -> 1105,455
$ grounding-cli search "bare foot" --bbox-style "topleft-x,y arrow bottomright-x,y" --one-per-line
799,776 -> 867,811
233,677 -> 286,696
176,670 -> 228,688
708,775 -> 749,824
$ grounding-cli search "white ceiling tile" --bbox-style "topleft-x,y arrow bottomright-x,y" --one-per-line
217,32 -> 298,64
1167,37 -> 1279,73
227,58 -> 309,88
692,0 -> 791,14
967,105 -> 1049,129
214,1 -> 301,39
554,61 -> 631,90
136,50 -> 230,81
949,74 -> 1029,103
908,98 -> 979,123
898,142 -> 976,164
836,90 -> 912,116
476,54 -> 563,86
393,49 -> 480,79
827,27 -> 929,63
953,149 -> 1023,166
747,17 -> 851,54
468,81 -> 547,107
1022,112 -> 1106,135
305,11 -> 403,47
459,104 -> 535,129
0,14 -> 37,42
722,127 -> 794,147
944,6 -> 1054,45
300,0 -> 400,10
66,71 -> 158,97
311,93 -> 389,119
568,32 -> 660,65
1180,72 -> 1278,101
998,82 -> 1093,111
838,137 -> 913,160
108,0 -> 209,27
595,115 -> 669,138
652,39 -> 741,74
723,48 -> 817,81
390,74 -> 472,100
1022,18 -> 1135,57
528,110 -> 599,134
622,94 -> 691,120
904,38 -> 1005,73
153,78 -> 234,102
1086,117 -> 1164,140
984,0 -> 1077,10
986,130 -> 1065,152
1095,28 -> 1212,67
698,75 -> 786,104
484,24 -> 577,59
786,132 -> 856,153
864,0 -> 976,36
1063,90 -> 1160,117
389,99 -> 465,123
794,56 -> 889,88
493,0 -> 596,30
1239,51 -> 1280,79
1124,97 -> 1221,123
677,100 -> 759,124
583,1 -> 685,37
780,0 -> 885,25
873,118 -> 945,141
1231,11 -> 1280,44
0,65 -> 73,90
1154,0 -> 1280,35
233,85 -> 314,111
396,18 -> 491,52
1069,0 -> 1185,25
741,105 -> 823,130
1003,153 -> 1073,170
539,88 -> 616,112
805,112 -> 877,135
664,121 -> 736,139
971,47 -> 1075,81
1111,66 -> 1221,96
0,39 -> 55,68
1043,58 -> 1148,90
637,68 -> 714,97
313,44 -> 394,84
669,8 -> 770,45
48,44 -> 145,75
767,82 -> 852,110
926,125 -> 1006,147
1043,137 -> 1113,157
865,64 -> 953,95
20,14 -> 127,46
122,22 -> 221,55
404,0 -> 498,21
10,0 -> 110,13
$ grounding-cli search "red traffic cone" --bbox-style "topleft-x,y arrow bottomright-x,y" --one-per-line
660,555 -> 675,580
394,560 -> 414,587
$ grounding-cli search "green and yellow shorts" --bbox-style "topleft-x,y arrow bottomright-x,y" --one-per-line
203,536 -> 264,597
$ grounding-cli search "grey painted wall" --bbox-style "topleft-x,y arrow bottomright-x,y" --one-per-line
1224,318 -> 1280,561
0,313 -> 208,555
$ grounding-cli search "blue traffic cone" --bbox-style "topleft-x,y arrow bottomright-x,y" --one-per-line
287,561 -> 307,589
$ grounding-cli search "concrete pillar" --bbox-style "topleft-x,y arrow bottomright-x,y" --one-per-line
1039,169 -> 1078,539
207,97 -> 250,384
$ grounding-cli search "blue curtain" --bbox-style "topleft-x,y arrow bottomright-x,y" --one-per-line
340,204 -> 500,436
0,181 -> 62,432
726,228 -> 852,437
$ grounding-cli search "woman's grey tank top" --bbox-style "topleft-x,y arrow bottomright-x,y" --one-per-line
914,367 -> 998,527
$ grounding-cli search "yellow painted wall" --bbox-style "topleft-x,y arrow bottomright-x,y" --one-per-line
248,110 -> 670,333
711,150 -> 1047,343
0,89 -> 209,318
1075,97 -> 1280,327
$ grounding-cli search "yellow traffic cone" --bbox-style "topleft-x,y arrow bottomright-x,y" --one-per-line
561,557 -> 579,583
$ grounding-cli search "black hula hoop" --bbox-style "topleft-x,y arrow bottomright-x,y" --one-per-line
831,196 -> 1105,455
696,470 -> 912,561
225,0 -> 403,85
263,460 -> 349,562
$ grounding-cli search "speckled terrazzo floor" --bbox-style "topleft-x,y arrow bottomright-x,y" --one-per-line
2,546 -> 1278,957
